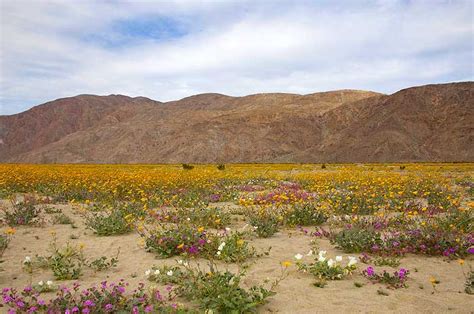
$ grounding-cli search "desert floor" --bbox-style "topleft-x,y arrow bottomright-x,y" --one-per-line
1,200 -> 472,313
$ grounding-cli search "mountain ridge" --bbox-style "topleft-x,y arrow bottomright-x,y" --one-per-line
1,82 -> 472,163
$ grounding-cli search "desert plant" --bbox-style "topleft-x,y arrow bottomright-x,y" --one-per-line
296,251 -> 358,283
182,163 -> 194,170
149,261 -> 280,313
249,212 -> 280,238
363,266 -> 410,289
330,227 -> 382,253
87,250 -> 119,272
205,231 -> 257,263
4,196 -> 42,226
52,213 -> 74,225
284,203 -> 328,226
85,210 -> 132,236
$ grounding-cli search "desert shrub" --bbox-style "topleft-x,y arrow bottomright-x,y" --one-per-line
330,228 -> 382,253
4,197 -> 42,226
85,210 -> 132,236
248,211 -> 280,238
148,261 -> 278,313
363,266 -> 410,289
182,163 -> 194,170
284,203 -> 328,226
296,251 -> 357,285
87,252 -> 119,272
205,231 -> 256,263
142,224 -> 208,258
25,235 -> 120,280
52,213 -> 74,225
44,242 -> 85,280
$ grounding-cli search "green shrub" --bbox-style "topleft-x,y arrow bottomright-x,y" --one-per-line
331,228 -> 382,253
85,210 -> 132,236
149,262 -> 278,313
284,203 -> 328,226
249,213 -> 280,238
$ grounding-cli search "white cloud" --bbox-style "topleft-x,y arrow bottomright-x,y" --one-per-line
0,0 -> 472,114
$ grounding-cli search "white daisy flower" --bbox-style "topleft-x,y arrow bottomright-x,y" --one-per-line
294,253 -> 303,260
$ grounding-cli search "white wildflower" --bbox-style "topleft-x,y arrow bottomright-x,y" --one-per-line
294,253 -> 303,260
38,281 -> 44,286
154,269 -> 160,275
167,270 -> 173,276
145,269 -> 151,277
46,280 -> 53,286
218,242 -> 226,251
23,256 -> 31,264
348,256 -> 357,267
335,256 -> 343,262
327,259 -> 335,267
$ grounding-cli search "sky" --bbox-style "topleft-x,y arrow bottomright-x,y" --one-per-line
0,0 -> 472,115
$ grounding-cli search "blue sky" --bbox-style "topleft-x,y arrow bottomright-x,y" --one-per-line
0,0 -> 472,115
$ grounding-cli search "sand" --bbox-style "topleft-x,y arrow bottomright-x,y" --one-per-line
0,201 -> 472,313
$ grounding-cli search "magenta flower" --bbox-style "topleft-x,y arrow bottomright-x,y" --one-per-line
105,304 -> 113,311
145,305 -> 153,313
366,266 -> 375,276
398,268 -> 408,279
27,307 -> 37,313
83,300 -> 95,307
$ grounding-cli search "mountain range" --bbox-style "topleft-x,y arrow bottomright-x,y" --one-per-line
0,82 -> 472,163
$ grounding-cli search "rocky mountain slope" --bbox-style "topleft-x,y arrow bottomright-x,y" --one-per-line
0,82 -> 472,163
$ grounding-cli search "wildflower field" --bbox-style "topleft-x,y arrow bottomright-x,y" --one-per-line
0,163 -> 473,313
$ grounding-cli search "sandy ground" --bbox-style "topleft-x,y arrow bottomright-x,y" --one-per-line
0,201 -> 473,313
